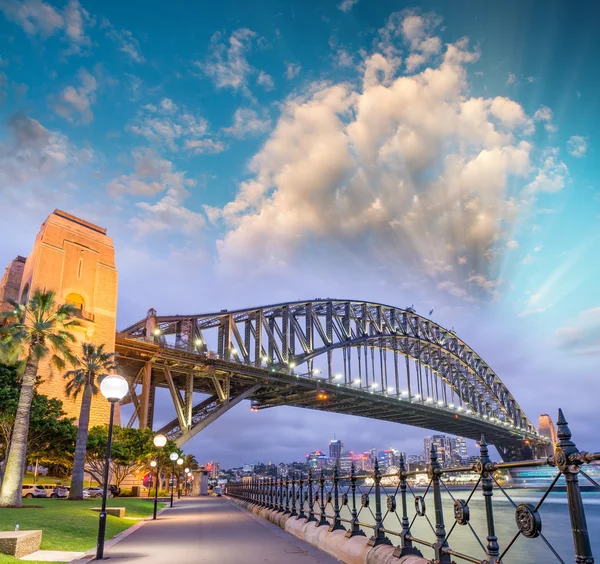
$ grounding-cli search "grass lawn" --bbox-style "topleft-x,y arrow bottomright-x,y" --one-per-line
0,498 -> 165,564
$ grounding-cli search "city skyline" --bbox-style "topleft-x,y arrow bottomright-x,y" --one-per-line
0,0 -> 598,468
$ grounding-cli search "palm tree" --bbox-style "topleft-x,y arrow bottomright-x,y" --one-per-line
64,343 -> 116,500
0,290 -> 79,507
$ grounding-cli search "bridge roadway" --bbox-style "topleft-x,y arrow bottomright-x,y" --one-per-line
115,334 -> 543,456
95,497 -> 340,564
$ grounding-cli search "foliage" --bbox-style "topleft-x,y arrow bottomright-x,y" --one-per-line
0,290 -> 79,507
64,342 -> 117,500
85,426 -> 181,487
0,363 -> 76,471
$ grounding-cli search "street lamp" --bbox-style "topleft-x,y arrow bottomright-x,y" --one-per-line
177,458 -> 183,499
169,452 -> 178,507
152,434 -> 167,520
96,374 -> 128,560
184,468 -> 189,496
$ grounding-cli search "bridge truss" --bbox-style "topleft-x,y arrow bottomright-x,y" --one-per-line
116,299 -> 545,459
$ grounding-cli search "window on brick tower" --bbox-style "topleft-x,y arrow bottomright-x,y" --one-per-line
65,292 -> 85,312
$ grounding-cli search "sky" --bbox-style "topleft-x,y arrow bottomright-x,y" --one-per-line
0,0 -> 598,467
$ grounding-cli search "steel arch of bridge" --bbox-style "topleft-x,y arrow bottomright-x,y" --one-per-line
120,299 -> 541,454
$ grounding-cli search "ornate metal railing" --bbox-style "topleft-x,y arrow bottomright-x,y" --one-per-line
226,409 -> 599,563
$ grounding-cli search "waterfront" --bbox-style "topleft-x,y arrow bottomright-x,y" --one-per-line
314,487 -> 600,563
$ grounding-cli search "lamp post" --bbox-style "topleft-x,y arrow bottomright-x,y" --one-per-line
187,471 -> 193,495
184,468 -> 189,496
177,458 -> 183,499
169,452 -> 178,507
153,434 -> 167,519
95,374 -> 128,560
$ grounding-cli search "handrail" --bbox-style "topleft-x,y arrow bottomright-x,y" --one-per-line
224,409 -> 598,564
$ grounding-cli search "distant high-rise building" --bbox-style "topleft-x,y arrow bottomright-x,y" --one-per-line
382,450 -> 395,469
424,435 -> 452,466
329,439 -> 343,461
206,461 -> 220,479
369,447 -> 377,462
306,451 -> 328,470
451,437 -> 468,462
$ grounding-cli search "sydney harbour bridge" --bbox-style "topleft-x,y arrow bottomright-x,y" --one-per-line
115,299 -> 546,461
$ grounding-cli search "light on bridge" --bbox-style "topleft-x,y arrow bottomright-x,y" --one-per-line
353,379 -> 361,385
262,356 -> 269,362
387,387 -> 394,393
153,328 -> 161,336
194,338 -> 202,346
371,382 -> 378,388
313,368 -> 321,375
426,397 -> 433,403
401,391 -> 409,396
289,362 -> 296,368
412,394 -> 421,400
437,400 -> 444,406
334,374 -> 343,380
448,403 -> 454,408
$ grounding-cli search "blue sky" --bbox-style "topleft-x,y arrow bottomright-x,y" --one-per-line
0,0 -> 598,466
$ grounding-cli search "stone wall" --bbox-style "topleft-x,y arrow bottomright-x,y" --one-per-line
228,497 -> 429,564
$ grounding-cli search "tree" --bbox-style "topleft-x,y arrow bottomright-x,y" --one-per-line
0,291 -> 78,507
63,343 -> 116,500
0,363 -> 76,484
85,426 -> 180,488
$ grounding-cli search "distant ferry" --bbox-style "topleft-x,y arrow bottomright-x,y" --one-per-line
508,462 -> 600,489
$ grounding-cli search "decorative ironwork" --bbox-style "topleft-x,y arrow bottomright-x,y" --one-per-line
225,409 -> 599,564
515,503 -> 542,539
415,495 -> 426,516
454,499 -> 470,525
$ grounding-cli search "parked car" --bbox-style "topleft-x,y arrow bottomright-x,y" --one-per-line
83,487 -> 104,499
22,485 -> 48,498
39,484 -> 69,498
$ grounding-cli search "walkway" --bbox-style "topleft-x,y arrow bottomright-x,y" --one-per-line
94,497 -> 340,564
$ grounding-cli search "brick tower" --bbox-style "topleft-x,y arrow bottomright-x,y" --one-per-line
0,210 -> 119,426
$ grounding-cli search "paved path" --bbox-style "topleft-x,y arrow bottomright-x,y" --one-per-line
99,497 -> 340,564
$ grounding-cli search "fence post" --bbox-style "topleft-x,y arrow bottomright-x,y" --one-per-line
430,445 -> 451,562
367,459 -> 391,546
306,468 -> 317,523
346,462 -> 365,538
393,455 -> 422,557
479,436 -> 500,563
555,409 -> 594,564
284,476 -> 291,514
298,472 -> 307,519
329,463 -> 345,531
317,470 -> 330,527
290,472 -> 298,517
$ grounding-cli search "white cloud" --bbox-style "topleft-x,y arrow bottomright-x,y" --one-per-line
257,71 -> 274,90
505,240 -> 519,250
533,105 -> 557,133
556,307 -> 600,355
338,0 -> 359,12
566,135 -> 588,158
0,0 -> 92,53
52,68 -> 97,124
525,150 -> 569,194
285,62 -> 301,79
128,99 -> 221,152
103,18 -> 144,63
184,138 -> 226,154
211,23 -> 561,303
132,195 -> 205,236
223,108 -> 271,139
506,73 -> 517,85
518,306 -> 549,317
198,28 -> 258,92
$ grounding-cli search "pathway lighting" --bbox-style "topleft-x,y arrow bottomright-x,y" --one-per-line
96,374 -> 128,560
152,434 -> 167,520
177,458 -> 183,499
169,452 -> 178,508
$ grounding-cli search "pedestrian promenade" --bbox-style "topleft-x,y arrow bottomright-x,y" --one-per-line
94,497 -> 340,564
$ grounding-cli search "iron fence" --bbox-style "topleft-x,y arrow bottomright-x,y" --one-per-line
226,409 -> 599,563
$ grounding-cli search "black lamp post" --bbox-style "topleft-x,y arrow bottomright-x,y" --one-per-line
152,434 -> 167,520
177,458 -> 183,499
95,374 -> 128,560
184,468 -> 189,496
169,452 -> 178,507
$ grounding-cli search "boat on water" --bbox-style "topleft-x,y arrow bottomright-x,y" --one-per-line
508,462 -> 600,489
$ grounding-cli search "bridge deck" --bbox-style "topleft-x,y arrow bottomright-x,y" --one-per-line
95,497 -> 340,564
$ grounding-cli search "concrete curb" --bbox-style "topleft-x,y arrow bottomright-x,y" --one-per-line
68,504 -> 173,564
227,498 -> 429,564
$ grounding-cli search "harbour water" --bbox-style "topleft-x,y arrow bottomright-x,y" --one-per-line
309,487 -> 600,563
